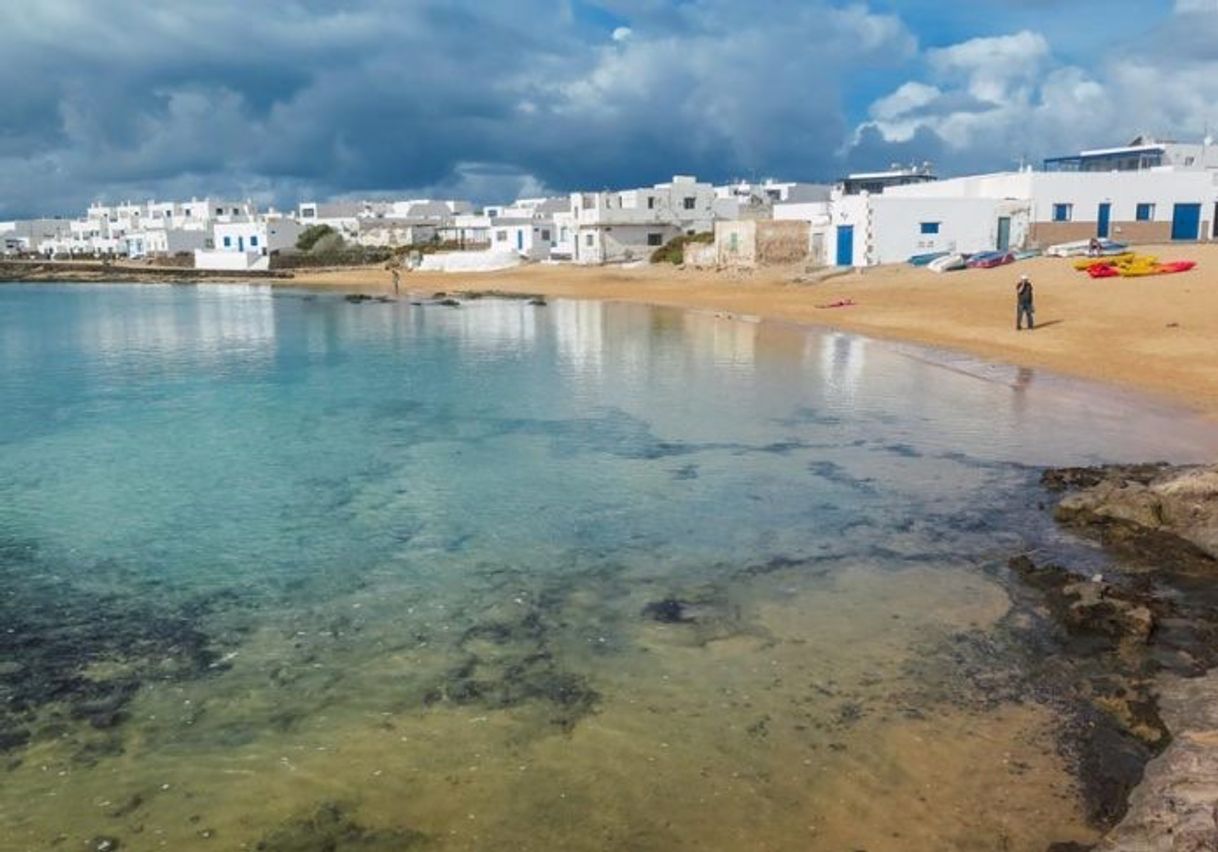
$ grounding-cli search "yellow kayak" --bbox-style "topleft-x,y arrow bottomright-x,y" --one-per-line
1073,253 -> 1134,270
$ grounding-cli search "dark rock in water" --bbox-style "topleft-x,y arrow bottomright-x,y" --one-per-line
1068,701 -> 1162,827
0,534 -> 228,756
254,800 -> 428,851
435,298 -> 461,307
1044,463 -> 1218,564
1041,464 -> 1170,493
343,293 -> 374,303
528,297 -> 547,306
73,681 -> 141,730
107,793 -> 144,819
642,597 -> 692,624
1008,556 -> 1159,647
0,727 -> 30,752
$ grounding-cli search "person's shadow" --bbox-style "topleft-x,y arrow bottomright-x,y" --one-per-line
1030,320 -> 1064,330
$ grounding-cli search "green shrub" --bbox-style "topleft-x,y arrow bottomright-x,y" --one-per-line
296,224 -> 336,252
650,231 -> 713,265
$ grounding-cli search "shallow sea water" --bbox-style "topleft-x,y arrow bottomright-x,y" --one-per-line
1,283 -> 1217,851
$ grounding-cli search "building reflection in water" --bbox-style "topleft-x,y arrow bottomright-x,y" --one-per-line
815,332 -> 867,411
78,284 -> 277,371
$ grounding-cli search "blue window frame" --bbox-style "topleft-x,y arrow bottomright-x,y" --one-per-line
222,236 -> 232,247
250,236 -> 259,247
1136,203 -> 1154,222
920,222 -> 940,235
1052,204 -> 1073,222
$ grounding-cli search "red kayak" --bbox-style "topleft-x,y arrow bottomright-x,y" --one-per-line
1158,261 -> 1196,274
1087,264 -> 1120,278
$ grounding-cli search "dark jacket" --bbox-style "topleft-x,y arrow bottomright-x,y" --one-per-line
1016,280 -> 1034,306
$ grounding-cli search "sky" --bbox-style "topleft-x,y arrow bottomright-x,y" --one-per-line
1,0 -> 1216,218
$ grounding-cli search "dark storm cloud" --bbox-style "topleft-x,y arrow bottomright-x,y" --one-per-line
0,0 -> 1202,218
0,0 -> 920,216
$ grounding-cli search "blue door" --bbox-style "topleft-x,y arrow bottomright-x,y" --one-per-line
238,236 -> 245,251
835,225 -> 854,266
516,230 -> 524,251
1172,204 -> 1201,240
1097,203 -> 1111,239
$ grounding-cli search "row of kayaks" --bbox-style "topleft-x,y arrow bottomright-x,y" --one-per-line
910,249 -> 1041,273
1074,254 -> 1197,278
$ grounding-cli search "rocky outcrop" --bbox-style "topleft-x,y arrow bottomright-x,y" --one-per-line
1099,671 -> 1218,851
1035,464 -> 1218,850
1046,464 -> 1218,565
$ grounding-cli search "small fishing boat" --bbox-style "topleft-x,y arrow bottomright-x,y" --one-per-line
927,253 -> 967,273
1048,238 -> 1128,258
966,251 -> 1015,269
908,251 -> 949,267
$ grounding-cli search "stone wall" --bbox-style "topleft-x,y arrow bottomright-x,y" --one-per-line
714,220 -> 810,268
755,220 -> 811,265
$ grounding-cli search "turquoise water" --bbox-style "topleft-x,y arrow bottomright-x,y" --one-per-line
1,283 -> 1216,851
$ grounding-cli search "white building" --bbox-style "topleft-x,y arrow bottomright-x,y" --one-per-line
1043,135 -> 1218,173
488,218 -> 555,260
568,175 -> 716,264
195,216 -> 304,271
826,165 -> 1218,267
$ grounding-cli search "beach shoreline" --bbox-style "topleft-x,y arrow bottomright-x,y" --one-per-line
5,244 -> 1218,420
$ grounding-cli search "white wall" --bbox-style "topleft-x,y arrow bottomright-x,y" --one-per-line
884,169 -> 1218,229
573,224 -> 680,264
194,250 -> 270,271
213,219 -> 303,254
489,221 -> 555,260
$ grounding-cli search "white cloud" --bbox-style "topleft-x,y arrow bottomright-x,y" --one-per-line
854,17 -> 1218,173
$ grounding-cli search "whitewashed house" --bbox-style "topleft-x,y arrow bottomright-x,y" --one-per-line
569,175 -> 716,264
195,216 -> 303,271
825,138 -> 1218,267
488,218 -> 554,260
296,201 -> 363,236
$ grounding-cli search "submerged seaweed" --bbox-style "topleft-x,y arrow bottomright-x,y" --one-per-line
0,534 -> 230,757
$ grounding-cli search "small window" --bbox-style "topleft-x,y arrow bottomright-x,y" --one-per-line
216,208 -> 223,215
585,234 -> 594,246
1136,203 -> 1154,221
250,236 -> 259,247
647,197 -> 655,210
683,197 -> 696,211
496,230 -> 507,241
541,230 -> 551,241
232,208 -> 240,215
920,222 -> 940,235
647,233 -> 663,246
1052,203 -> 1073,222
223,236 -> 232,248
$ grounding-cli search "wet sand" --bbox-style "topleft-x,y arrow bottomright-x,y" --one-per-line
285,242 -> 1218,417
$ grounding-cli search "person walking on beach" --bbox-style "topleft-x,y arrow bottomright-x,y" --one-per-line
385,260 -> 401,296
1016,274 -> 1035,330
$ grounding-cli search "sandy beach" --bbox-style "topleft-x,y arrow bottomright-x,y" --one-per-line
280,242 -> 1218,418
